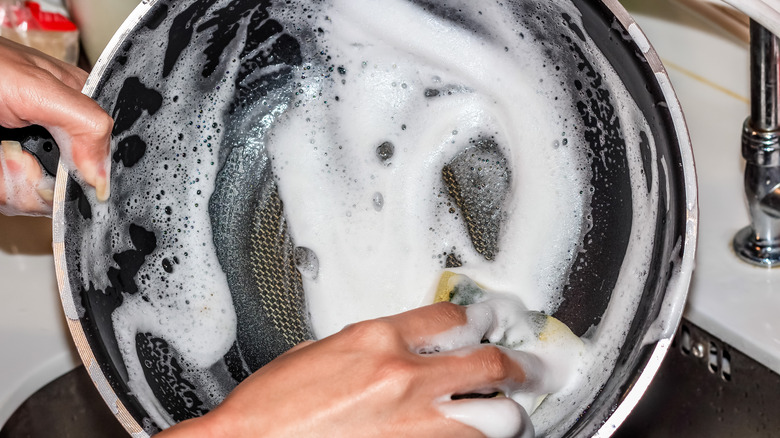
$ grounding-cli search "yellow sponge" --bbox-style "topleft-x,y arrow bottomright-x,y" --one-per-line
433,271 -> 582,346
434,271 -> 461,303
432,271 -> 586,413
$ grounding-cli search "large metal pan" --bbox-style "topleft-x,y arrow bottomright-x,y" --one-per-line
52,0 -> 697,436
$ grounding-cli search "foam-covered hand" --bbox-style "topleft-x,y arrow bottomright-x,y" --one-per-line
0,37 -> 112,216
160,302 -> 534,438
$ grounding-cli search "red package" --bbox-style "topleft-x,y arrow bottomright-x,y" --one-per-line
0,1 -> 79,64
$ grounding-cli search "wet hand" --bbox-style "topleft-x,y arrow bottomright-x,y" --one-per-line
0,37 -> 112,216
161,302 -> 534,438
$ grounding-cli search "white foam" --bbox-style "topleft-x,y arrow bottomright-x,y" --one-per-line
76,14 -> 248,427
423,293 -> 586,413
269,0 -> 592,338
77,0 -> 662,433
260,1 -> 662,436
628,23 -> 650,54
439,398 -> 534,438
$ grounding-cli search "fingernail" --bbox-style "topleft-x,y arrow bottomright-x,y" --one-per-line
37,187 -> 55,203
36,177 -> 55,204
90,150 -> 111,202
0,140 -> 24,168
96,174 -> 110,202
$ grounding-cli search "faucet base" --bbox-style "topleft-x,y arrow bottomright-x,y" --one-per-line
733,226 -> 780,267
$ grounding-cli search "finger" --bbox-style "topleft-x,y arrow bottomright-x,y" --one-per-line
6,70 -> 113,200
383,302 -> 470,349
41,59 -> 88,91
0,141 -> 54,216
410,302 -> 500,354
0,37 -> 87,91
438,397 -> 534,438
417,297 -> 540,355
423,345 -> 533,396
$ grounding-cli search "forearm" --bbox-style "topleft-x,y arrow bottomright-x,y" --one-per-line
156,413 -> 223,438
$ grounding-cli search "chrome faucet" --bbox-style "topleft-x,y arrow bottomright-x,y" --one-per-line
734,20 -> 780,266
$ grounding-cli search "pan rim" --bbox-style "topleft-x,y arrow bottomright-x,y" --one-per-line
50,1 -> 699,436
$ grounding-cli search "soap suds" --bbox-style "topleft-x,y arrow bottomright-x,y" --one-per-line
66,0 -> 662,434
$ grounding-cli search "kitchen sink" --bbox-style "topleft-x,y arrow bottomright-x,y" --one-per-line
2,319 -> 778,437
2,1 -> 779,437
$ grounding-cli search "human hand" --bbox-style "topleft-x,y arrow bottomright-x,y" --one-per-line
0,37 -> 112,216
159,302 -> 535,438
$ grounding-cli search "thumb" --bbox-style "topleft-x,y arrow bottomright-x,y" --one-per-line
438,398 -> 534,438
0,140 -> 55,216
6,69 -> 113,201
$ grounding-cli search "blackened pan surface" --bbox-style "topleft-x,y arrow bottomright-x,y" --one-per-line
54,0 -> 695,436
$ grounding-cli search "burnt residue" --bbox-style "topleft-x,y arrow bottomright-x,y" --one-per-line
145,3 -> 169,30
196,0 -> 266,78
223,342 -> 251,383
551,26 -> 633,336
163,0 -> 216,78
204,0 -> 311,372
135,333 -> 209,423
106,224 -> 157,296
0,125 -> 60,177
68,226 -> 162,430
61,0 -> 314,429
113,135 -> 147,168
111,78 -> 163,136
232,10 -> 301,112
409,0 -> 492,36
639,130 -> 653,194
65,177 -> 92,220
562,12 -> 586,42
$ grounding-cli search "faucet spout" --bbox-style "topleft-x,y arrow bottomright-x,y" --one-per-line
734,20 -> 780,267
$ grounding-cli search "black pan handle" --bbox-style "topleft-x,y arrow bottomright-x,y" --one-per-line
0,125 -> 61,177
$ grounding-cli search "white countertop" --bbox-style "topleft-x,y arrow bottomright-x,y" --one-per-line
623,1 -> 780,376
1,0 -> 779,430
0,215 -> 79,428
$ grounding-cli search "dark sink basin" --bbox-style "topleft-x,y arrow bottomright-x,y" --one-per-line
0,366 -> 125,438
3,319 -> 779,437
